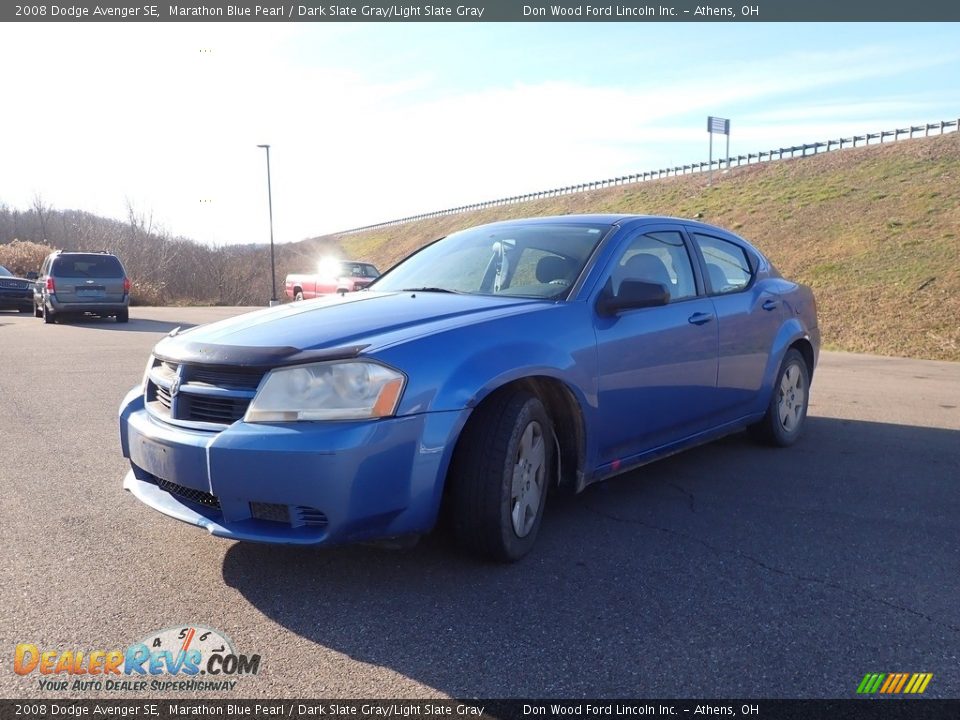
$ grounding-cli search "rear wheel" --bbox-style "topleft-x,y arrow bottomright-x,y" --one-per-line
750,348 -> 810,447
116,309 -> 129,323
42,306 -> 55,324
449,390 -> 553,562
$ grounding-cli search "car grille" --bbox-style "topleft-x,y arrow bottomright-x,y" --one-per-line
145,359 -> 265,428
142,473 -> 328,530
152,476 -> 221,509
0,279 -> 29,290
251,502 -> 330,528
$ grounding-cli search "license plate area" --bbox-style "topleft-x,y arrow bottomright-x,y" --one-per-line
76,285 -> 106,297
131,434 -> 209,493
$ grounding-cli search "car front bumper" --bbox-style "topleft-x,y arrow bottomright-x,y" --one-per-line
119,387 -> 465,545
0,289 -> 32,310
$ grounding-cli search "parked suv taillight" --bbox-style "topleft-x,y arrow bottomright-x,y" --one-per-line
45,277 -> 55,292
123,277 -> 131,294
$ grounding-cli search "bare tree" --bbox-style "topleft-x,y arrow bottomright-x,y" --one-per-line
32,193 -> 52,242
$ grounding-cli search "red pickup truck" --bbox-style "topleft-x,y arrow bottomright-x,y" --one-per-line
285,260 -> 381,301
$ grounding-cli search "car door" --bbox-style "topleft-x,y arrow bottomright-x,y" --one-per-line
593,225 -> 720,467
689,230 -> 783,421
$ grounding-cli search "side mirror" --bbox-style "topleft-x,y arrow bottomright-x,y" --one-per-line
26,271 -> 39,280
597,280 -> 670,316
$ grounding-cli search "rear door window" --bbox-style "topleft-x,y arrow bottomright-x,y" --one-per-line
693,234 -> 753,294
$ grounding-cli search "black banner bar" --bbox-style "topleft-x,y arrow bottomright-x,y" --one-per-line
3,700 -> 960,720
3,0 -> 960,22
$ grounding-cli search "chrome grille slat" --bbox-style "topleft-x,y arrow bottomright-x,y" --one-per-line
144,359 -> 266,427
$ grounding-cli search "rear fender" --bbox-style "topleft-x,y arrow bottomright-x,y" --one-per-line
757,318 -> 816,413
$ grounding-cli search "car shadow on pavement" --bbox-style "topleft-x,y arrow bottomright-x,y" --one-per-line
220,416 -> 960,698
56,316 -> 197,334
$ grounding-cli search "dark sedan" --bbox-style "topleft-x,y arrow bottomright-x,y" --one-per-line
0,265 -> 35,313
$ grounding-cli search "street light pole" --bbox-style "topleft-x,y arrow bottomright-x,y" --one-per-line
256,144 -> 277,305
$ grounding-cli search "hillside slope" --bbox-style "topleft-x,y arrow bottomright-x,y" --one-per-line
307,133 -> 959,361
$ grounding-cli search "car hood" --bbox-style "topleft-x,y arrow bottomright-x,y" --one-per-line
152,291 -> 548,367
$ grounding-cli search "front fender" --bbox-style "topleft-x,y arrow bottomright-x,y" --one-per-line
434,340 -> 596,412
378,303 -> 598,416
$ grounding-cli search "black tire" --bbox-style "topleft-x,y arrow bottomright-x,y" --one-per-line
448,390 -> 554,562
42,306 -> 55,324
34,302 -> 43,318
294,290 -> 304,302
117,309 -> 129,323
749,348 -> 810,447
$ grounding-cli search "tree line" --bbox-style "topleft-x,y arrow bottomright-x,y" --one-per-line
0,198 -> 343,306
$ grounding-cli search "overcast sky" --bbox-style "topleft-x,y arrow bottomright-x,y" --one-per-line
1,22 -> 958,246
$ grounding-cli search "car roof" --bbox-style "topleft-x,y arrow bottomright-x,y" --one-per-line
469,214 -> 736,231
462,214 -> 763,259
51,250 -> 120,256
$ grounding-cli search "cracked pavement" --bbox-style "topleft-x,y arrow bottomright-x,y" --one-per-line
1,307 -> 958,699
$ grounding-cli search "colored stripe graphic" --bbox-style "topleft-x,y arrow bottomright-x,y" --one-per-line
904,673 -> 933,694
857,674 -> 886,694
894,673 -> 910,693
879,674 -> 897,693
858,672 -> 933,694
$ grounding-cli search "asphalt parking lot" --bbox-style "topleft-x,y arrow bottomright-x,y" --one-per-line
1,307 -> 958,699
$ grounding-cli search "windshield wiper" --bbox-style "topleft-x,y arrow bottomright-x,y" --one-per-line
400,287 -> 461,294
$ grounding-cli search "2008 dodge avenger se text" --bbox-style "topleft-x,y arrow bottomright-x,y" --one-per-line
119,215 -> 819,561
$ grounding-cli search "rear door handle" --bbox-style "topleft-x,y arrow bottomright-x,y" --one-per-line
688,312 -> 715,325
762,299 -> 778,311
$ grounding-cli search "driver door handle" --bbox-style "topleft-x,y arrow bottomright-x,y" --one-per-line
688,312 -> 715,325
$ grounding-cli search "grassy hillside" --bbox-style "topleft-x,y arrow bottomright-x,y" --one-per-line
306,133 -> 960,361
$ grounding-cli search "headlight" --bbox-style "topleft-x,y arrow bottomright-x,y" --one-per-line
244,360 -> 406,423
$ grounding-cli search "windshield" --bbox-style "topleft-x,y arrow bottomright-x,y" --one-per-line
0,266 -> 12,277
372,222 -> 610,299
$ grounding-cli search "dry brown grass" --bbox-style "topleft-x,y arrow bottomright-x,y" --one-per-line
0,239 -> 53,276
301,133 -> 960,361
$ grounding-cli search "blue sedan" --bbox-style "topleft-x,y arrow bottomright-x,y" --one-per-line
119,215 -> 819,561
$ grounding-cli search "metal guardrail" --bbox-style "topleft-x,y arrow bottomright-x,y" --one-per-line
338,117 -> 959,236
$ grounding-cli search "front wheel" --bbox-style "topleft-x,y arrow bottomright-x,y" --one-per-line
449,390 -> 554,562
750,348 -> 810,447
294,290 -> 304,302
